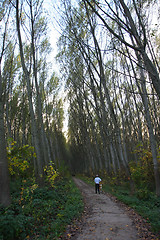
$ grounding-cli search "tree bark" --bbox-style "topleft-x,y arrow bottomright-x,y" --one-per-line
0,69 -> 11,207
137,56 -> 160,196
16,0 -> 44,183
0,5 -> 11,206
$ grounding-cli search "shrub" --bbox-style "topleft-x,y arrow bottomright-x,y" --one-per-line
44,161 -> 59,187
0,177 -> 83,240
129,143 -> 155,194
7,139 -> 35,178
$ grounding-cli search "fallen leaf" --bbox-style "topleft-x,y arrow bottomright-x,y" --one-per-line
67,233 -> 71,238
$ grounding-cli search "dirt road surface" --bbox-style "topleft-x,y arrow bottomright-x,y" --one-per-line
63,178 -> 159,240
72,178 -> 138,240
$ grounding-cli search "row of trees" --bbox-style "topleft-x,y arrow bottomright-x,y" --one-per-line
57,0 -> 160,195
1,0 -> 160,206
0,0 -> 67,206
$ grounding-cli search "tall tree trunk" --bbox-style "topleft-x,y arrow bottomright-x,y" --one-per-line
16,0 -> 44,184
137,56 -> 160,196
30,1 -> 50,166
0,6 -> 11,206
84,90 -> 101,170
0,69 -> 11,207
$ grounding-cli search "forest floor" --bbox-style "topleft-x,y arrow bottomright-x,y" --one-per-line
62,178 -> 159,240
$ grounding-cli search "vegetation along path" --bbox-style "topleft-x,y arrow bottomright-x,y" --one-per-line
63,178 -> 159,240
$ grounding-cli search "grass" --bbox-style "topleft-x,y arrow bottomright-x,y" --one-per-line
79,175 -> 160,234
104,185 -> 160,232
0,177 -> 84,240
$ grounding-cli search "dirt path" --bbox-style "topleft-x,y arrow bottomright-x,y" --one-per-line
63,178 -> 159,240
70,178 -> 138,240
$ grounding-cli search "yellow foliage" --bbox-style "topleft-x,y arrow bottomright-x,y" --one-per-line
57,213 -> 64,219
44,162 -> 59,187
130,144 -> 155,189
30,184 -> 38,191
7,139 -> 35,177
8,156 -> 29,175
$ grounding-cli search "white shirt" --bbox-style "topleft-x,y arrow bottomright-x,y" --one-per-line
94,177 -> 101,184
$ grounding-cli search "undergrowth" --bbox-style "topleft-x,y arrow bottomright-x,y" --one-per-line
0,177 -> 84,240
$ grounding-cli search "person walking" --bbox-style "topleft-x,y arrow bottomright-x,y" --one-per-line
94,174 -> 102,194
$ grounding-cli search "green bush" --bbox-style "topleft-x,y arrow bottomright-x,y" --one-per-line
129,144 -> 155,191
0,210 -> 32,240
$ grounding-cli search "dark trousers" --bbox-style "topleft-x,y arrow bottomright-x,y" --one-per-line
95,184 -> 100,194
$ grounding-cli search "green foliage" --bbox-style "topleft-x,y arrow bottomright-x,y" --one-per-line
129,143 -> 155,195
7,139 -> 35,178
0,177 -> 83,240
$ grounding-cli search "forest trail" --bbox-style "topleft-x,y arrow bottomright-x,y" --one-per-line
63,178 -> 156,240
70,178 -> 138,240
